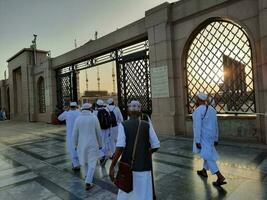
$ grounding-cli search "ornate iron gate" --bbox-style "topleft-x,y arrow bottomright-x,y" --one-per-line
56,66 -> 77,109
55,40 -> 151,115
117,50 -> 152,118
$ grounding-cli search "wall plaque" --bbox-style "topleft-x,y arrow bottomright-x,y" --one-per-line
150,66 -> 169,98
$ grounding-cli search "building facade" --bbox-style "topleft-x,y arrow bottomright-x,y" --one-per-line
1,0 -> 266,143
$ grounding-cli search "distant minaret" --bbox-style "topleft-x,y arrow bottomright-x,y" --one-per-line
74,39 -> 77,48
95,31 -> 98,40
112,62 -> 115,94
74,39 -> 80,100
85,70 -> 89,91
97,67 -> 100,91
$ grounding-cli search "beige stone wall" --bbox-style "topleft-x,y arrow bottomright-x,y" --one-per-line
258,0 -> 267,143
7,50 -> 53,123
145,3 -> 179,135
0,80 -> 8,110
34,59 -> 55,123
8,51 -> 30,121
163,0 -> 266,142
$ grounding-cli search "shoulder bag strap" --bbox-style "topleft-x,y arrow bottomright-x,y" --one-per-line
131,120 -> 141,168
202,105 -> 209,120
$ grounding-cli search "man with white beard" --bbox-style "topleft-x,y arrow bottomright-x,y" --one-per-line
106,98 -> 124,157
72,103 -> 102,190
193,92 -> 226,186
58,102 -> 81,170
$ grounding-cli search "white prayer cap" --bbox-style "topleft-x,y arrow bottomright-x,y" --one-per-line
82,103 -> 92,110
70,102 -> 78,107
196,92 -> 208,101
96,99 -> 104,106
128,100 -> 141,111
107,98 -> 113,105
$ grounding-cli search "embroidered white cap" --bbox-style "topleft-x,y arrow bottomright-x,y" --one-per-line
82,103 -> 92,110
70,102 -> 78,107
196,92 -> 208,101
128,100 -> 141,111
107,98 -> 113,105
96,99 -> 104,106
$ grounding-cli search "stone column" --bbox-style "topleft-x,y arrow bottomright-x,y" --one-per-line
145,3 -> 182,135
258,0 -> 267,143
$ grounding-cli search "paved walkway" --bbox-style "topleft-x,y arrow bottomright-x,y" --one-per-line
0,120 -> 266,200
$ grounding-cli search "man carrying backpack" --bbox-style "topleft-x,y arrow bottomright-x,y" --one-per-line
96,99 -> 111,166
106,98 -> 124,158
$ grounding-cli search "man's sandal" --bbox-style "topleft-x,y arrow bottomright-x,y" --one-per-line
212,178 -> 227,187
197,169 -> 208,178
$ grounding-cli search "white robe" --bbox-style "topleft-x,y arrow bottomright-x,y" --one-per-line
192,105 -> 219,161
58,109 -> 81,166
72,110 -> 102,165
94,108 -> 112,157
116,122 -> 160,200
106,105 -> 124,154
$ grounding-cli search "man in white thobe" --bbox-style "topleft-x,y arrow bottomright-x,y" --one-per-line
58,102 -> 81,170
109,100 -> 160,200
192,92 -> 226,186
106,98 -> 124,157
72,103 -> 102,190
95,99 -> 111,166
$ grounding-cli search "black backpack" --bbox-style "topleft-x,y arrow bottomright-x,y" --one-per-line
97,109 -> 111,130
108,107 -> 118,127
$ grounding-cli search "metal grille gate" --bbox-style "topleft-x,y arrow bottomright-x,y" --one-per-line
56,66 -> 77,109
117,50 -> 152,119
55,41 -> 151,116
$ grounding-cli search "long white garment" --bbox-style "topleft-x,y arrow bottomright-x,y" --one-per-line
192,105 -> 219,161
72,110 -> 102,166
107,105 -> 124,154
58,109 -> 81,167
99,129 -> 111,157
116,122 -> 160,200
85,160 -> 97,184
95,108 -> 112,157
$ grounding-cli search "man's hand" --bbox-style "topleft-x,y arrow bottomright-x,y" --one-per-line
109,167 -> 115,182
214,141 -> 218,146
196,143 -> 202,149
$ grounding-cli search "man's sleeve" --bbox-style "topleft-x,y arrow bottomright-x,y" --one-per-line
193,110 -> 202,143
116,123 -> 126,148
58,111 -> 66,121
149,122 -> 160,149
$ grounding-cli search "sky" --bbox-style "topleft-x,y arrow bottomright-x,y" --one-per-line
0,0 -> 177,87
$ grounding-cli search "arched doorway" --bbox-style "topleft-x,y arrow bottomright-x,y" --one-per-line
185,18 -> 255,115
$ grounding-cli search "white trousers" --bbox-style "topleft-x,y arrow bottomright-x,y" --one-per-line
100,129 -> 111,157
203,159 -> 219,174
109,126 -> 118,155
117,171 -> 153,200
85,160 -> 97,184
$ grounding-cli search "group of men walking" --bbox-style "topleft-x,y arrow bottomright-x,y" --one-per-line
58,92 -> 226,200
58,98 -> 123,190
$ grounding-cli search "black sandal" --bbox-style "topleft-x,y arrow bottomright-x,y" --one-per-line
213,177 -> 227,187
197,169 -> 208,178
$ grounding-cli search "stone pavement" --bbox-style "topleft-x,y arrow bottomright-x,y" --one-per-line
0,121 -> 266,200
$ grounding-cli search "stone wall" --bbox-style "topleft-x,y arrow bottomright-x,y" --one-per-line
7,49 -> 53,123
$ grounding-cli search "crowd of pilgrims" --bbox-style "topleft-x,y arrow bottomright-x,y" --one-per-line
57,98 -> 160,199
57,92 -> 226,200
